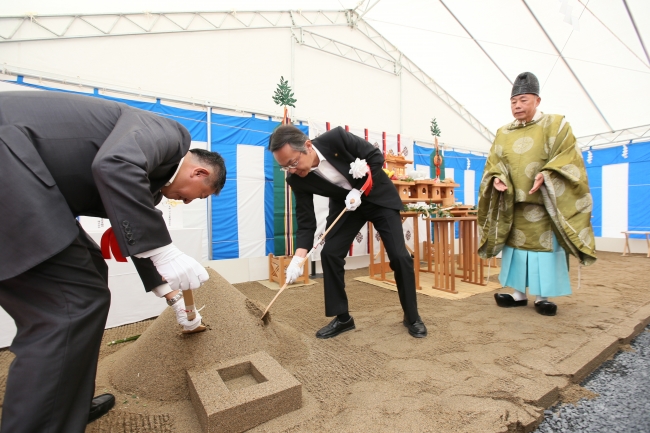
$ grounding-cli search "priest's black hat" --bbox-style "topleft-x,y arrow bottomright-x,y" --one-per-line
511,72 -> 540,97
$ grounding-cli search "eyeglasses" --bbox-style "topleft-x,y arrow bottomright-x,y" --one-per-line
279,151 -> 304,172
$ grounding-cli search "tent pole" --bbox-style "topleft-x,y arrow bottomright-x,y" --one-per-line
290,28 -> 295,121
439,0 -> 513,85
622,0 -> 650,67
522,0 -> 613,132
399,54 -> 404,134
207,106 -> 213,261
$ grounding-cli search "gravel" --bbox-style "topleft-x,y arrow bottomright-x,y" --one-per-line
534,325 -> 650,433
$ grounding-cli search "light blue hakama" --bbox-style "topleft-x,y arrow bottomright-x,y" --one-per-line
499,234 -> 572,297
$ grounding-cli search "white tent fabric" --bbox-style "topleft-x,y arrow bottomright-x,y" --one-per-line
1,0 -> 648,149
365,0 -> 650,137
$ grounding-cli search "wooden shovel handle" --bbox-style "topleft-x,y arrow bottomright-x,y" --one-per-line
182,290 -> 196,321
262,206 -> 352,319
261,281 -> 289,319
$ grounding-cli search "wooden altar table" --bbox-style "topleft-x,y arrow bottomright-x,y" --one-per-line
621,231 -> 650,258
421,216 -> 486,294
368,211 -> 421,290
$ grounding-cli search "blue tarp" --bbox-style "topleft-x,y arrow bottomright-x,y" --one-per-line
585,141 -> 650,238
209,114 -> 307,259
6,78 -> 649,245
413,140 -> 650,241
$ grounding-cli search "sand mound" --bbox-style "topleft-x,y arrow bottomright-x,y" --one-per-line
107,269 -> 281,401
3,252 -> 647,432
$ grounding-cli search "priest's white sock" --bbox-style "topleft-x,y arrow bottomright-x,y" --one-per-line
536,296 -> 548,303
511,290 -> 527,301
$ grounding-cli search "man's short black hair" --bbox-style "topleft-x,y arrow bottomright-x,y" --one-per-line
188,148 -> 227,195
268,124 -> 309,153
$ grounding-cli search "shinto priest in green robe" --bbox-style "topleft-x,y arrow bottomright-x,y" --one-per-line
478,87 -> 596,302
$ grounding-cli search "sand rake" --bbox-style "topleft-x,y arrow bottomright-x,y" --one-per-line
261,162 -> 374,320
260,207 -> 348,320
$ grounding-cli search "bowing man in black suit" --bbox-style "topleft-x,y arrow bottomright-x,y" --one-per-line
0,91 -> 226,433
268,125 -> 427,340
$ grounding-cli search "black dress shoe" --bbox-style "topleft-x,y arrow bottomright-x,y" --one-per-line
88,393 -> 115,424
535,300 -> 557,316
403,316 -> 427,338
316,316 -> 355,339
494,293 -> 528,308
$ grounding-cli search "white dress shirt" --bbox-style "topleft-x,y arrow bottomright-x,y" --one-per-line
310,145 -> 352,191
165,157 -> 184,186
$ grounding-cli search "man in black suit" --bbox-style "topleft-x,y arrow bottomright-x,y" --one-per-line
0,91 -> 226,433
268,125 -> 427,340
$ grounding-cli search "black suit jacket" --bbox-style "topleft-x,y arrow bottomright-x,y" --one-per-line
287,127 -> 403,250
0,91 -> 190,288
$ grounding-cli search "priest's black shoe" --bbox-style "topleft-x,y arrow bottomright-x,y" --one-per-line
88,393 -> 115,424
535,300 -> 557,316
403,316 -> 428,338
316,316 -> 355,339
494,293 -> 528,308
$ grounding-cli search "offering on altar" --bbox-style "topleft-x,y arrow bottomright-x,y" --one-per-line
385,154 -> 412,178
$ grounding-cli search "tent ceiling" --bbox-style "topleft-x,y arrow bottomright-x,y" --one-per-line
1,0 -> 649,147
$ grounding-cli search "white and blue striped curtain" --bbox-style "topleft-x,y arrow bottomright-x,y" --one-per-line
414,140 -> 650,240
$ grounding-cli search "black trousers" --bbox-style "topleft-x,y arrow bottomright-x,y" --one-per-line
320,201 -> 419,322
0,228 -> 110,433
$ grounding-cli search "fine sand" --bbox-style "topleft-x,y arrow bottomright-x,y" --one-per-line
0,251 -> 649,433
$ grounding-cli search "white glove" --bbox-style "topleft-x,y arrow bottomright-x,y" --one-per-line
345,188 -> 362,211
285,255 -> 304,285
149,244 -> 209,292
170,297 -> 203,331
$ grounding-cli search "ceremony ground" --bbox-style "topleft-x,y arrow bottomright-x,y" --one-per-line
0,251 -> 648,433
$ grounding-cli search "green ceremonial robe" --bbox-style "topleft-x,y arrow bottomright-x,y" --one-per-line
477,112 -> 597,266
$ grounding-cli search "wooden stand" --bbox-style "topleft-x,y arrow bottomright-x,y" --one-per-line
428,217 -> 457,293
368,211 -> 421,290
458,218 -> 485,285
268,253 -> 309,285
421,216 -> 487,294
449,205 -> 475,217
621,231 -> 650,257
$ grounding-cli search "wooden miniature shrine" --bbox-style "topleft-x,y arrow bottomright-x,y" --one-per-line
385,153 -> 459,204
393,179 -> 460,206
406,180 -> 459,206
385,154 -> 411,177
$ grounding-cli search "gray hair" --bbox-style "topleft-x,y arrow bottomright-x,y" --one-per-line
268,125 -> 309,153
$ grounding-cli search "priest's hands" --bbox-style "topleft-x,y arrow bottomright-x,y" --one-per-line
493,177 -> 508,192
149,244 -> 209,291
345,188 -> 362,211
285,255 -> 305,285
529,173 -> 544,194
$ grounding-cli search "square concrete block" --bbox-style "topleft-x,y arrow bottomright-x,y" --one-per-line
187,351 -> 302,433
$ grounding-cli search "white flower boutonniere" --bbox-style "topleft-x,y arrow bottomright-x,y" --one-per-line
349,158 -> 369,179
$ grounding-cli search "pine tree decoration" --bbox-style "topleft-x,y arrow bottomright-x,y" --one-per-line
272,76 -> 297,107
429,118 -> 445,180
430,118 -> 441,137
272,76 -> 297,125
